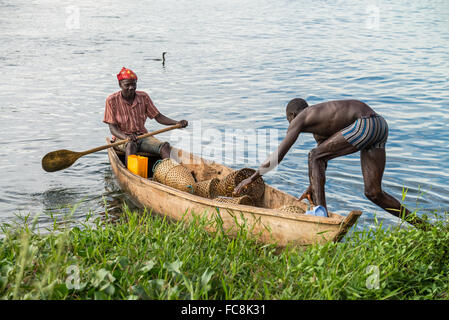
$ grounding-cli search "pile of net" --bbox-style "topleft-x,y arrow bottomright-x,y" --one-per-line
275,205 -> 305,214
152,161 -> 265,206
152,159 -> 195,193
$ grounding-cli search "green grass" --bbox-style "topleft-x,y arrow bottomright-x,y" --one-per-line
1,206 -> 448,300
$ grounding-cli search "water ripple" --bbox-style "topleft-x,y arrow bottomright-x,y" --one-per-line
1,0 -> 448,231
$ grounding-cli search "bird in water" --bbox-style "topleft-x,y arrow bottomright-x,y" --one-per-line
145,52 -> 167,65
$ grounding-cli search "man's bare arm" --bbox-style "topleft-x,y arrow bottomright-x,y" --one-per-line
155,113 -> 188,128
108,123 -> 139,143
234,118 -> 303,195
108,123 -> 128,140
258,128 -> 300,175
155,113 -> 178,125
257,115 -> 303,175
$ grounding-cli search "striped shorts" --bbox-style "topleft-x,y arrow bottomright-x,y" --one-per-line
341,115 -> 388,150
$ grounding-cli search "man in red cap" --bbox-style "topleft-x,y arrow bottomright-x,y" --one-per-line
104,67 -> 188,165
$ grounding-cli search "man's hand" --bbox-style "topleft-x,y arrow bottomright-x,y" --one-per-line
127,133 -> 138,143
299,186 -> 315,206
177,120 -> 188,128
233,177 -> 253,196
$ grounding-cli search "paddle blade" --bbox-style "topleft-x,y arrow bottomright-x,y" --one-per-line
41,149 -> 81,172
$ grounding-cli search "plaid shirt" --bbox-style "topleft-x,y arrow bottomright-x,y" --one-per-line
103,91 -> 160,135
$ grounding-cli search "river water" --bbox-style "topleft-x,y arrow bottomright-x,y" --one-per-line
1,0 -> 448,231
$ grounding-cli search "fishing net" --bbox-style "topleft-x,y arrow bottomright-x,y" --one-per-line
214,195 -> 255,206
152,158 -> 179,184
192,178 -> 220,199
276,205 -> 305,214
215,168 -> 265,200
153,158 -> 195,193
164,165 -> 195,193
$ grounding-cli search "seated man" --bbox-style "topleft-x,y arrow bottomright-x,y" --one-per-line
103,67 -> 188,165
234,98 -> 427,230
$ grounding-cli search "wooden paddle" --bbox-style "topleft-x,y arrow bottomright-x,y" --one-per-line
42,123 -> 183,172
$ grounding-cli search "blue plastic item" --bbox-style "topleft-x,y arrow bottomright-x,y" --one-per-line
305,205 -> 328,217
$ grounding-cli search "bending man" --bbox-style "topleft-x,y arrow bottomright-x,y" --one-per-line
234,98 -> 426,229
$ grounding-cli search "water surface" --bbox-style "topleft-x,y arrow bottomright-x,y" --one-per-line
1,0 -> 448,231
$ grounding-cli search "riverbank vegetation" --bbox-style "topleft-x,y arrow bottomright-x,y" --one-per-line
1,206 -> 448,300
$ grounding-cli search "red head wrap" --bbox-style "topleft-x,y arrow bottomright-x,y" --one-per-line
117,67 -> 138,81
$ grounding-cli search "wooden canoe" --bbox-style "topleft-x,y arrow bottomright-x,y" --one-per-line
107,139 -> 362,247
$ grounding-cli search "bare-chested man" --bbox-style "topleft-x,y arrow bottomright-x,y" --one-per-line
234,98 -> 426,229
